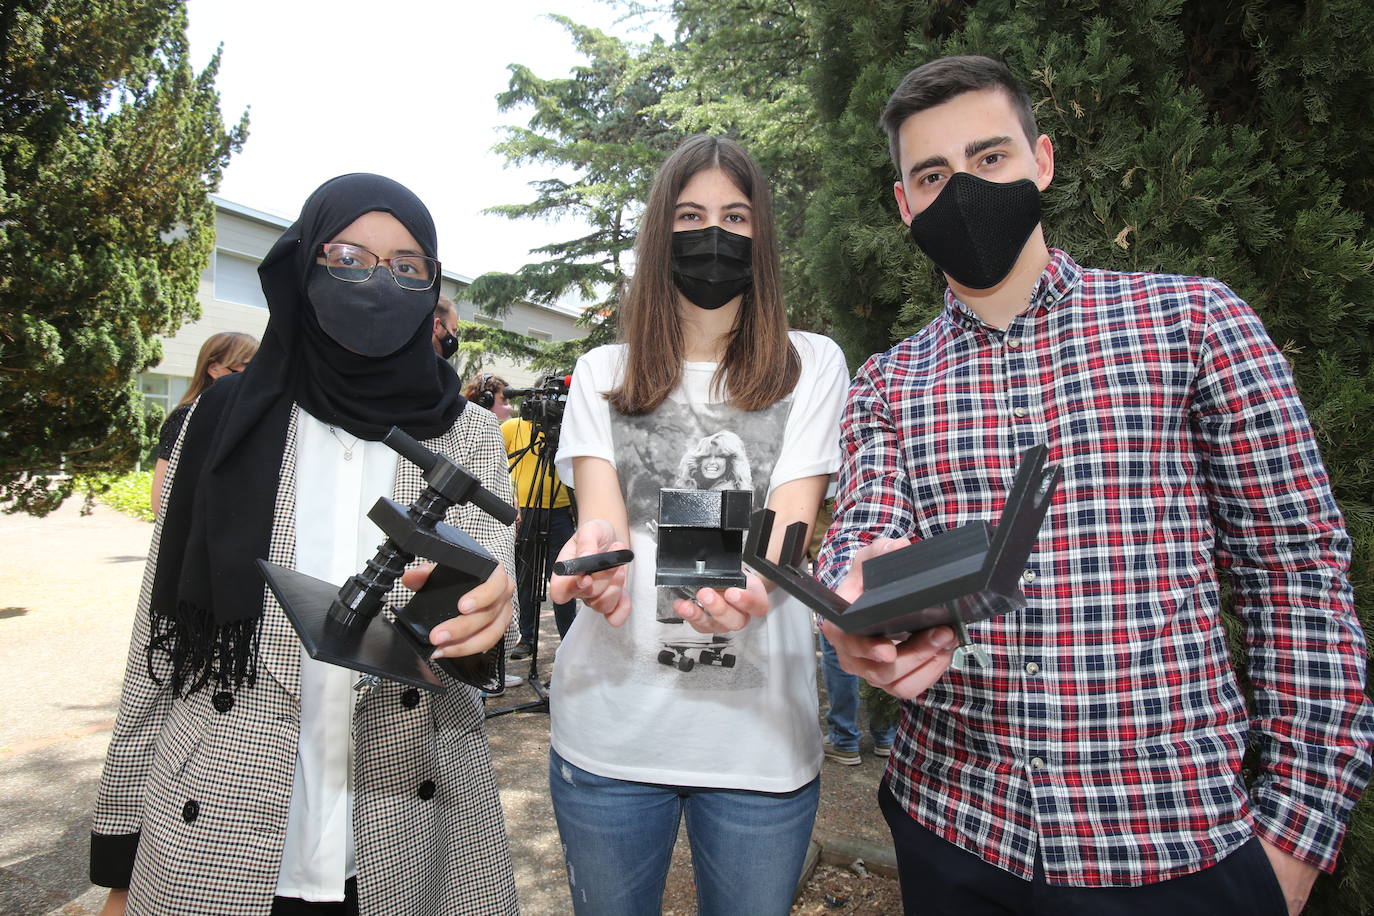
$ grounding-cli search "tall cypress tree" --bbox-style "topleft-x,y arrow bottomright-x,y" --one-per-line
801,2 -> 1374,911
0,0 -> 246,514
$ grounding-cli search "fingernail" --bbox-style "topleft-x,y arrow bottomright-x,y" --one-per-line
430,648 -> 444,659
930,627 -> 956,649
434,630 -> 451,643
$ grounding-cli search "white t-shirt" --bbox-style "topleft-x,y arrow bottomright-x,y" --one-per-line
552,330 -> 849,791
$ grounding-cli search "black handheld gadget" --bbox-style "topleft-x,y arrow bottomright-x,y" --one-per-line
553,549 -> 634,577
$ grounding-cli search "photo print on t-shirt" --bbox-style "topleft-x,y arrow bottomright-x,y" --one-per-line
673,430 -> 752,491
581,390 -> 793,691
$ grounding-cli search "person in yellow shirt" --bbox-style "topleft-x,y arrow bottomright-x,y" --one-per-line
502,391 -> 576,659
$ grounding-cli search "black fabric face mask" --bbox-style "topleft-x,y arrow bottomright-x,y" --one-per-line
671,226 -> 753,310
438,331 -> 459,360
307,264 -> 435,357
907,172 -> 1041,290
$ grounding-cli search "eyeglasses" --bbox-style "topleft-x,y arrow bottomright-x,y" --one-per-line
319,243 -> 440,291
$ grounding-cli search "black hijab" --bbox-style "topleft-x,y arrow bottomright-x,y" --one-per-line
150,173 -> 464,695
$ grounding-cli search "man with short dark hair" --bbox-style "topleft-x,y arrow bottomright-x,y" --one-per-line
819,55 -> 1372,915
432,295 -> 459,359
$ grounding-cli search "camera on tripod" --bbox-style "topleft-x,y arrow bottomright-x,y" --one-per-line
503,374 -> 569,431
488,372 -> 573,717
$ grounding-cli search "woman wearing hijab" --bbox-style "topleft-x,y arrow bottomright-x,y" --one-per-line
91,174 -> 520,916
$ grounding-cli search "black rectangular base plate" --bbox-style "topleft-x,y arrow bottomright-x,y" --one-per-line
259,560 -> 446,694
743,445 -> 1062,638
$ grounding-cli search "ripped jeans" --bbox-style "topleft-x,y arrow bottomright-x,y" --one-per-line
548,747 -> 819,916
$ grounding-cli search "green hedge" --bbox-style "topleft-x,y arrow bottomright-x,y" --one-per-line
82,471 -> 155,523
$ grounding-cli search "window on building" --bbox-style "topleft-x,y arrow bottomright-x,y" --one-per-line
139,374 -> 190,420
214,249 -> 268,308
527,328 -> 553,341
139,374 -> 171,419
473,314 -> 502,328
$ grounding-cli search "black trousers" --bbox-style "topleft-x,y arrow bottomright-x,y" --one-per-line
879,782 -> 1288,916
516,504 -> 576,643
270,877 -> 359,915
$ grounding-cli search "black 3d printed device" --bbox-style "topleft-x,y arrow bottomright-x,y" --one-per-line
743,445 -> 1061,670
259,426 -> 517,694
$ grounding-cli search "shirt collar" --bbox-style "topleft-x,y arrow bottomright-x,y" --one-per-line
942,249 -> 1082,333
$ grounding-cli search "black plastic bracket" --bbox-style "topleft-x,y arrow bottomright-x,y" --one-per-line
655,488 -> 753,590
743,445 -> 1062,637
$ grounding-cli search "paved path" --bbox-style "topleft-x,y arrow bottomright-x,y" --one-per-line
0,500 -> 151,915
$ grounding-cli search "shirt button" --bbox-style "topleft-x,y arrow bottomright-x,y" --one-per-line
1006,337 -> 1022,349
417,779 -> 437,800
1013,407 -> 1028,418
1022,569 -> 1037,582
212,691 -> 234,713
1024,661 -> 1041,676
1030,757 -> 1046,771
401,688 -> 420,709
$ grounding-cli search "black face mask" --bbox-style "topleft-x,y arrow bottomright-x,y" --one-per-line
437,330 -> 459,360
907,172 -> 1041,290
306,264 -> 435,357
671,226 -> 753,310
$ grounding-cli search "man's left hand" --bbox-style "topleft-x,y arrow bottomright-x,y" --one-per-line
1259,838 -> 1319,916
400,562 -> 514,658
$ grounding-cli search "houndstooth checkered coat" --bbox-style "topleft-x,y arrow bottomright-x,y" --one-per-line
91,403 -> 521,915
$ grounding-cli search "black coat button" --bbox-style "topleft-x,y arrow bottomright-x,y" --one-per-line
182,800 -> 200,823
401,688 -> 420,709
212,692 -> 234,713
417,779 -> 436,800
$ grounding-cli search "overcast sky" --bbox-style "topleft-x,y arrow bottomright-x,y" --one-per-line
184,0 -> 665,281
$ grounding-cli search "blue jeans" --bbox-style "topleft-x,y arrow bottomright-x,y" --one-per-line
820,629 -> 896,751
548,748 -> 819,915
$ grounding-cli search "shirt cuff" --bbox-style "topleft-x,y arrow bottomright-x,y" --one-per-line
1251,788 -> 1349,874
90,830 -> 140,888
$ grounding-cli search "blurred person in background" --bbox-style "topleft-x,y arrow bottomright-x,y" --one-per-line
432,296 -> 460,359
150,331 -> 259,515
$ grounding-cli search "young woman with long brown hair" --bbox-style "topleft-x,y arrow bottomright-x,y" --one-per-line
547,135 -> 850,915
149,331 -> 259,515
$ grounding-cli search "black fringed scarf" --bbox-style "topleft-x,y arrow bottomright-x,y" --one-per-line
149,173 -> 465,696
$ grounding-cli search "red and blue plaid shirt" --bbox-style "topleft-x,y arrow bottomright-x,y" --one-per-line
817,249 -> 1372,885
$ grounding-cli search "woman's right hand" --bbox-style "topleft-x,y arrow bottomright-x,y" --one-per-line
99,889 -> 128,916
549,519 -> 632,626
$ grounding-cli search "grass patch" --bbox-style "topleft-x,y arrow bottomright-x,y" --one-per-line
79,471 -> 155,522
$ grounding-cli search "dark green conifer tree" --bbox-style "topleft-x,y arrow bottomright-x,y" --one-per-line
468,17 -> 680,370
0,0 -> 246,514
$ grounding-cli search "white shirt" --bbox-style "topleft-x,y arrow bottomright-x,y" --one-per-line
551,331 -> 848,791
275,410 -> 396,901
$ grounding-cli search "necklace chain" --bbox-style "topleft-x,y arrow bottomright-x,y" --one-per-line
328,425 -> 360,461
